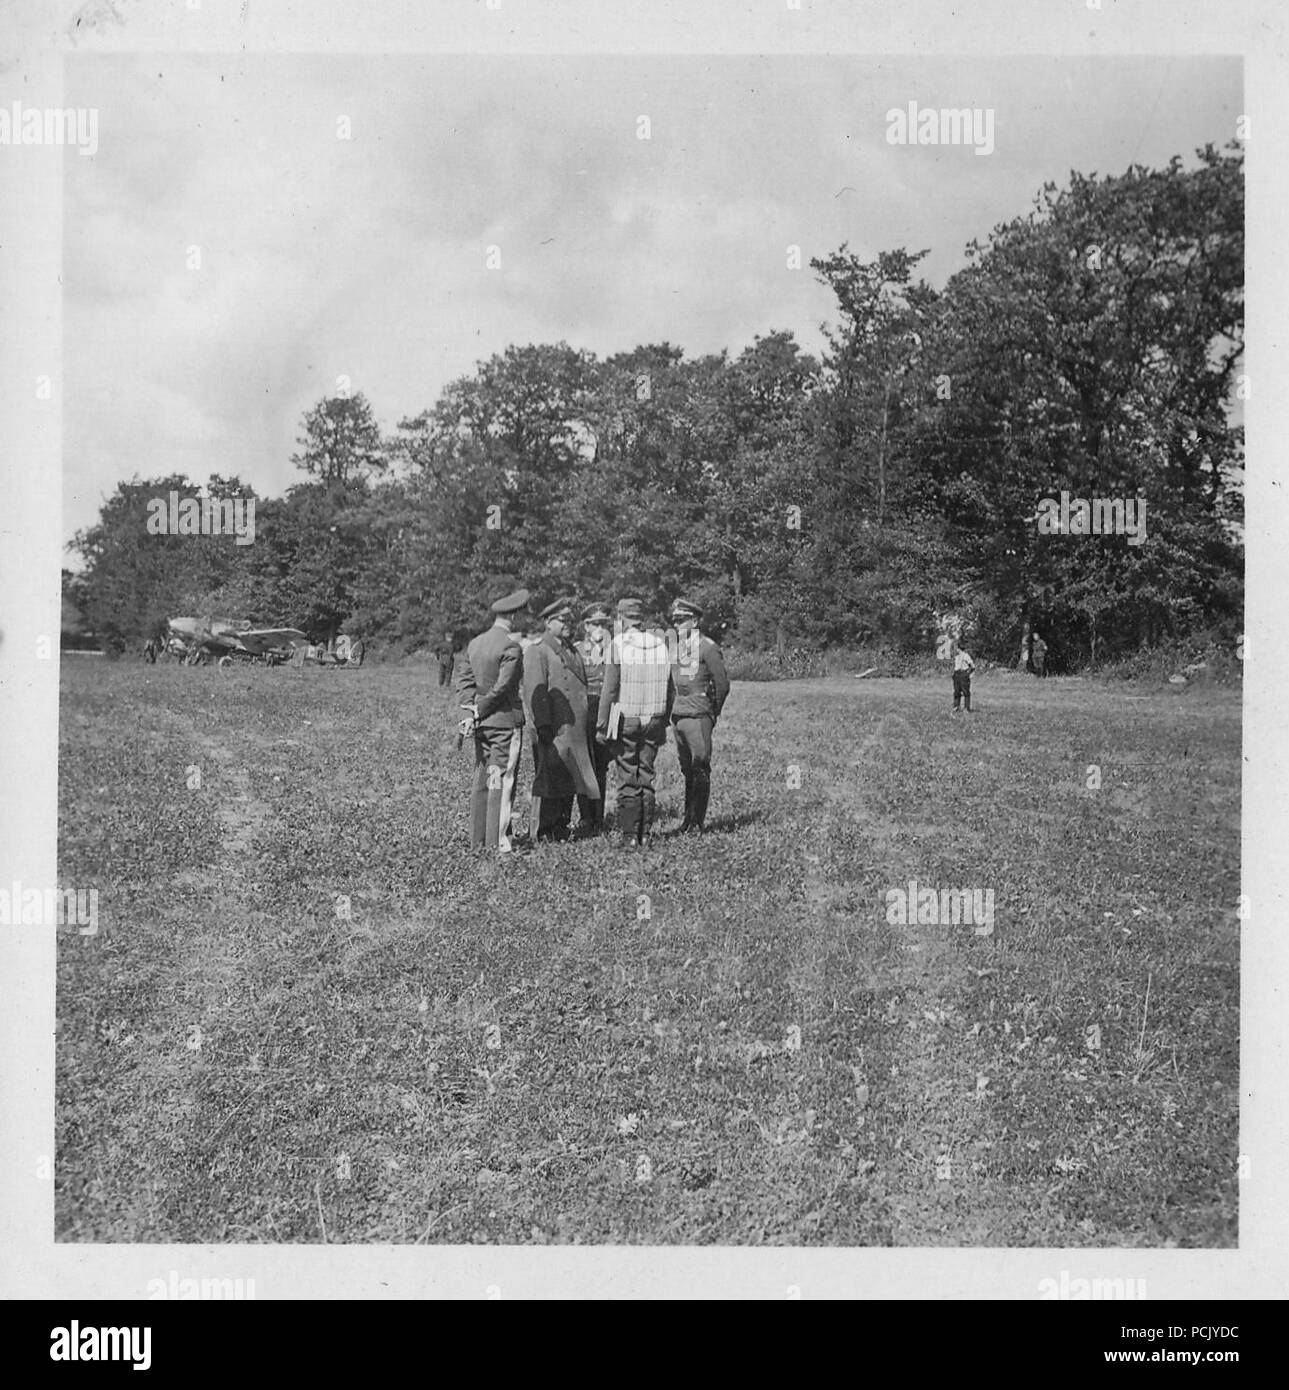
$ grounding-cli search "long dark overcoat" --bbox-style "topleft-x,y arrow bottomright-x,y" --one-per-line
523,633 -> 601,799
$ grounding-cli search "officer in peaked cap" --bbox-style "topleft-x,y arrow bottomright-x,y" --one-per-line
668,597 -> 730,833
455,587 -> 530,852
493,589 -> 530,615
575,603 -> 614,833
523,597 -> 600,842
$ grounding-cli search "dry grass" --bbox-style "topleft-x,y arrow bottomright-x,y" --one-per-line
56,662 -> 1239,1245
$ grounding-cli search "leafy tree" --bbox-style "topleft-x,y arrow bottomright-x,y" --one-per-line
71,148 -> 1242,670
242,482 -> 371,642
812,246 -> 937,531
291,391 -> 388,488
917,143 -> 1243,662
70,473 -> 259,653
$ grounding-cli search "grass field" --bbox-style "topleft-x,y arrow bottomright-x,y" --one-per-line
55,660 -> 1240,1246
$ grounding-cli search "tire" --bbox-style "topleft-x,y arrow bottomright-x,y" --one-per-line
217,655 -> 233,670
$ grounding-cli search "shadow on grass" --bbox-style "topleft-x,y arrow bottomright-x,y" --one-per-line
657,808 -> 769,838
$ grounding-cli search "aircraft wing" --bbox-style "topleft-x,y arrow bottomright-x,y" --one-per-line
237,627 -> 309,655
169,616 -> 248,645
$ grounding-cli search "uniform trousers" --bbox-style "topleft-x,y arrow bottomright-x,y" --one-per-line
470,724 -> 523,850
952,671 -> 972,711
672,714 -> 714,827
611,714 -> 667,842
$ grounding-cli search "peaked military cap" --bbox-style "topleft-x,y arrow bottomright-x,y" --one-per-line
583,603 -> 612,624
490,587 -> 531,614
669,597 -> 703,619
616,597 -> 645,620
540,597 -> 576,622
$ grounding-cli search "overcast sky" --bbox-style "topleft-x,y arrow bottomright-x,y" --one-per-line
63,53 -> 1241,550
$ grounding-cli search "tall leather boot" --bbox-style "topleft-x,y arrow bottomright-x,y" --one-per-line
617,794 -> 640,847
691,777 -> 710,832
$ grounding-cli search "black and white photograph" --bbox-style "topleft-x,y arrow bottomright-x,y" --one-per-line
2,0 -> 1286,1308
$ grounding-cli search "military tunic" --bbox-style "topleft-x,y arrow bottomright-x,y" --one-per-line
455,621 -> 525,851
670,631 -> 730,831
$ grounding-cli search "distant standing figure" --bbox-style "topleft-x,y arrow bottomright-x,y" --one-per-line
1031,633 -> 1048,677
668,597 -> 730,833
435,634 -> 455,687
952,641 -> 975,713
142,638 -> 159,664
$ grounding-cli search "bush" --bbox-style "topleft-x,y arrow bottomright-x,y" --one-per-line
824,645 -> 942,679
722,644 -> 947,681
723,646 -> 828,681
1099,630 -> 1244,686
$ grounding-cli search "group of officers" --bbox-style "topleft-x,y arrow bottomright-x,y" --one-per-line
453,589 -> 730,853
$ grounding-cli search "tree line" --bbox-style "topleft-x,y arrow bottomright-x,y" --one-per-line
66,144 -> 1243,670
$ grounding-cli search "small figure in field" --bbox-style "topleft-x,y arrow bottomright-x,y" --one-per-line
434,633 -> 455,687
1031,632 -> 1048,677
952,640 -> 975,713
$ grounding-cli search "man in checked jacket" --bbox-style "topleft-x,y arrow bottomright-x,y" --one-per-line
668,597 -> 730,833
596,597 -> 674,848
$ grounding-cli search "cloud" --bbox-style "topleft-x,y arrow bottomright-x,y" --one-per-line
63,53 -> 1240,548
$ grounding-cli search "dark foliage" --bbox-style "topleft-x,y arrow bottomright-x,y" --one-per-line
71,150 -> 1243,669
